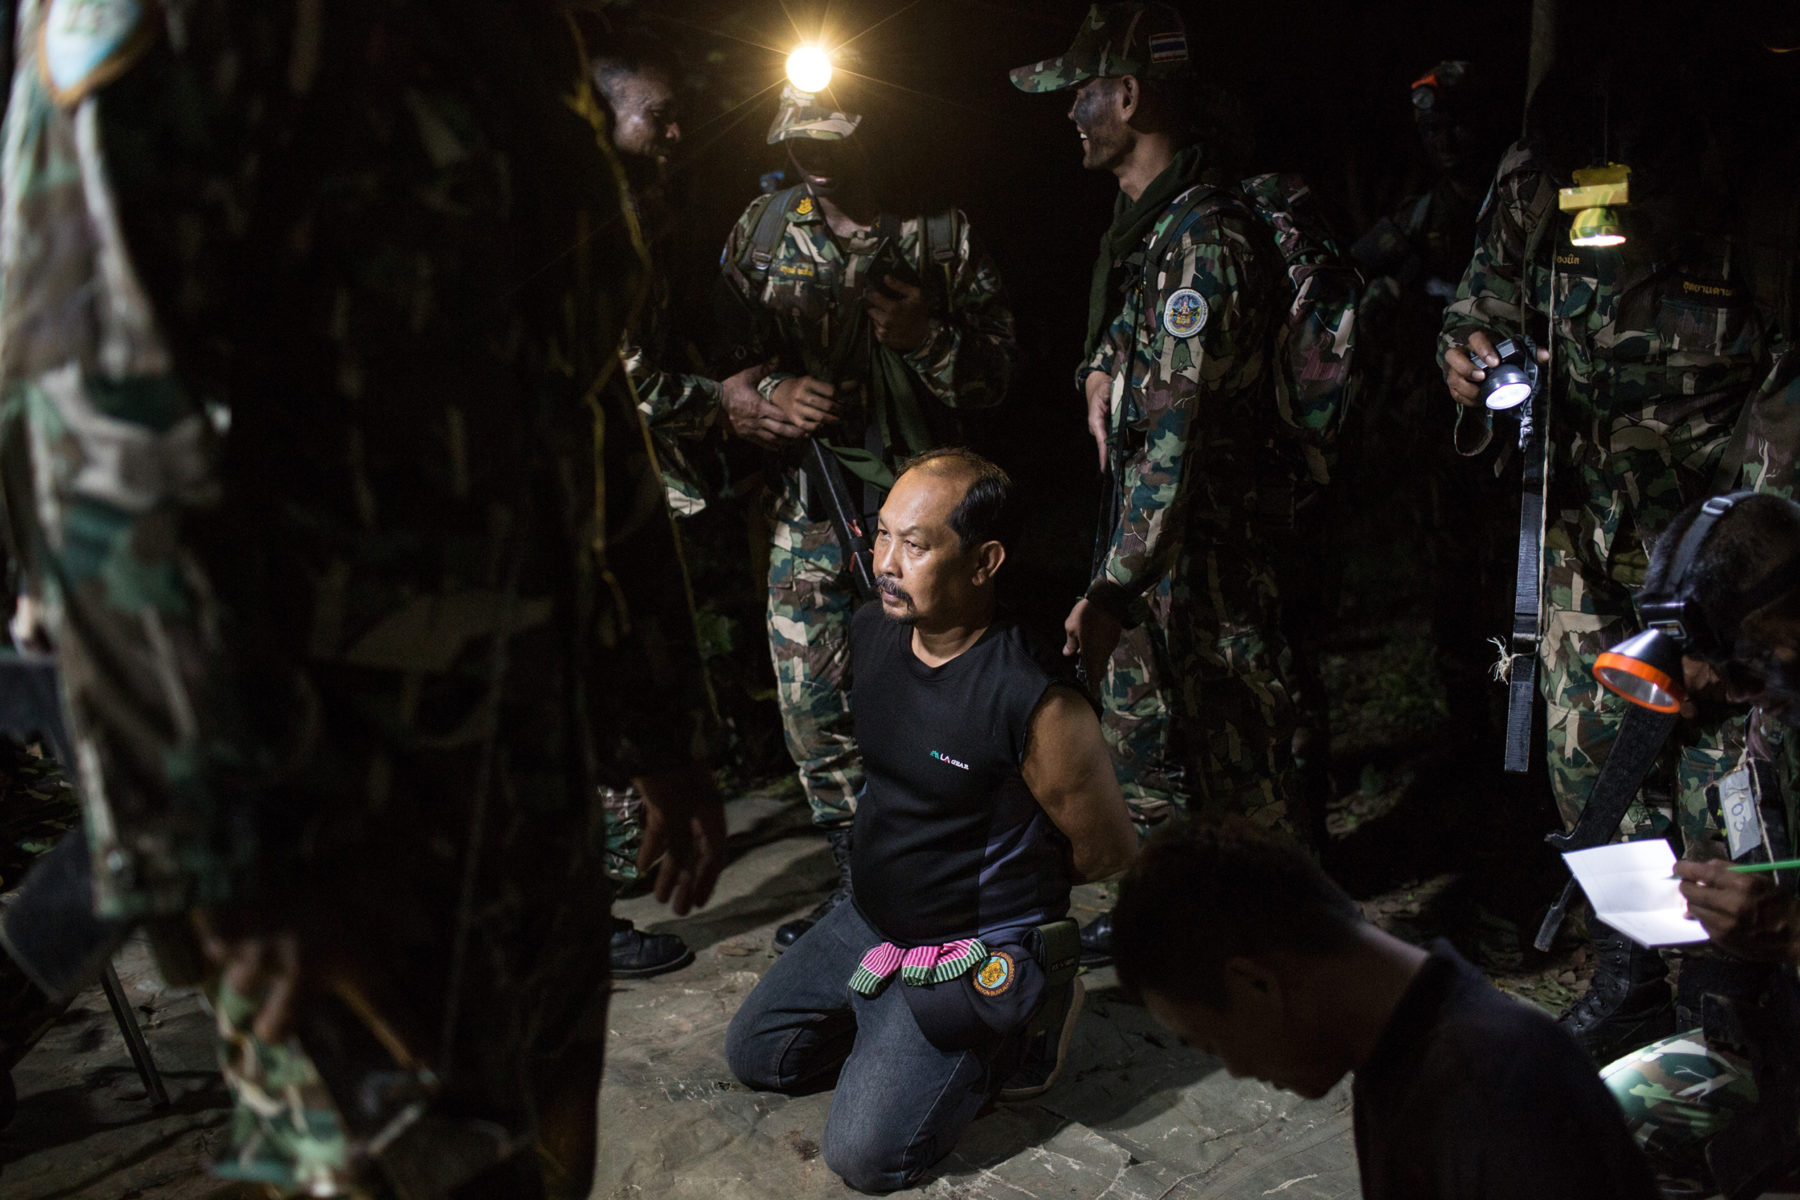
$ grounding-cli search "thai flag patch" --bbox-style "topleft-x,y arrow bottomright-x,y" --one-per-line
1148,31 -> 1188,63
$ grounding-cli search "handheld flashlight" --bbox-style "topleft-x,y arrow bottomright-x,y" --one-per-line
787,45 -> 833,93
1478,334 -> 1540,412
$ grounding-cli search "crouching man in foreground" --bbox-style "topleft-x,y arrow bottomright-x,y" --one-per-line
727,448 -> 1138,1192
1113,818 -> 1660,1200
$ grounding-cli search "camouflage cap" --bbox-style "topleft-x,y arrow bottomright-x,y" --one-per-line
766,83 -> 862,144
1009,3 -> 1192,94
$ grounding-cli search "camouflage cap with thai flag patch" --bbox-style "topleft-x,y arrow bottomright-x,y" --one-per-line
1009,2 -> 1191,94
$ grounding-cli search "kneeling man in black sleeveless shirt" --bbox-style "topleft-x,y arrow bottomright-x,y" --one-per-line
726,449 -> 1139,1193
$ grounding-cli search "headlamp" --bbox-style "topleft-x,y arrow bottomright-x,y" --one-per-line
1558,164 -> 1629,249
1478,334 -> 1539,412
1595,629 -> 1687,713
786,45 -> 833,93
1593,493 -> 1751,713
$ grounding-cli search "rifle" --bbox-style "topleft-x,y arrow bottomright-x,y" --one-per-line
1532,704 -> 1677,950
802,438 -> 879,602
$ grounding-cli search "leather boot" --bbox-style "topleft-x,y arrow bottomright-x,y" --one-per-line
773,827 -> 853,953
610,919 -> 694,979
1557,921 -> 1675,1063
1077,912 -> 1113,969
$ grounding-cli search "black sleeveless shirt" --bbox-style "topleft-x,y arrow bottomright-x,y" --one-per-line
849,604 -> 1074,945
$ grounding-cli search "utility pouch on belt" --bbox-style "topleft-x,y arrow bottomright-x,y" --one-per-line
898,919 -> 1080,1053
1022,918 -> 1080,1039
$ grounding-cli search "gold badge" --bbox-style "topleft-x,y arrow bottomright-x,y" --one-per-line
973,951 -> 1015,997
795,196 -> 814,216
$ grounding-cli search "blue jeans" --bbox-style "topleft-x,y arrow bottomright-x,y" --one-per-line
725,901 -> 1019,1193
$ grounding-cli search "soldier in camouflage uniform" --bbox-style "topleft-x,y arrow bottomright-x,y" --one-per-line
1440,51 -> 1800,1063
1599,492 -> 1800,1197
0,3 -> 723,1197
717,82 -> 1016,951
588,28 -> 771,980
1012,2 -> 1296,964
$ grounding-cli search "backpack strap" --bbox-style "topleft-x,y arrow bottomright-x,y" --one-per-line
740,184 -> 805,281
1136,183 -> 1234,296
925,209 -> 957,309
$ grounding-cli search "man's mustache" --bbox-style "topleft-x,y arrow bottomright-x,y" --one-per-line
877,577 -> 911,605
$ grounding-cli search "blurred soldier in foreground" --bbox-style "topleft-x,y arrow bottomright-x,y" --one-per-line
1011,2 -> 1296,961
0,4 -> 722,1196
590,28 -> 769,980
718,77 -> 1016,952
1114,818 -> 1659,1200
1592,492 -> 1800,1198
726,451 -> 1136,1191
1440,40 -> 1800,1062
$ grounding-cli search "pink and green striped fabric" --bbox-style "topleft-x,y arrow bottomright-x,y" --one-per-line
848,938 -> 988,996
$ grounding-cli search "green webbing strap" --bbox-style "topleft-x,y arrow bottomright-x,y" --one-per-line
743,185 -> 803,279
924,209 -> 956,311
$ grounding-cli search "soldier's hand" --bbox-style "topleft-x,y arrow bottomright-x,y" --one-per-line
1084,370 -> 1113,473
769,375 -> 845,436
1444,330 -> 1549,408
722,360 -> 797,449
865,276 -> 931,353
636,761 -> 726,916
1063,597 -> 1122,691
1675,859 -> 1800,966
1443,330 -> 1500,407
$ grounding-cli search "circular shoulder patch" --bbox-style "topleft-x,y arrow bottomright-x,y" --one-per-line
1162,287 -> 1209,339
972,951 -> 1015,997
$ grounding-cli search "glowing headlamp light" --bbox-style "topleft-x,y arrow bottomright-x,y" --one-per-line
1559,164 -> 1630,249
786,45 -> 834,93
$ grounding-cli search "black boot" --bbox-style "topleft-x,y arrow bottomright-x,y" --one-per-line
773,827 -> 853,953
1557,922 -> 1675,1063
610,919 -> 694,978
1077,913 -> 1113,969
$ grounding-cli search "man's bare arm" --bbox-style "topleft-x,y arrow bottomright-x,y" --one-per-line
1021,685 -> 1137,883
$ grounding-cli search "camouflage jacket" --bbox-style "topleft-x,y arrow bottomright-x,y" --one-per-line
0,0 -> 717,917
624,193 -> 726,515
1082,173 -> 1286,631
1440,141 -> 1800,560
719,191 -> 1015,495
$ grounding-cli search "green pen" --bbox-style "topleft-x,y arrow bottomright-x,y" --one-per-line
1728,858 -> 1800,875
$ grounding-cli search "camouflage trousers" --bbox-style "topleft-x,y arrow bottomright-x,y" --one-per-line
1602,1029 -> 1760,1194
195,654 -> 618,1200
0,742 -> 79,1072
765,502 -> 860,829
601,785 -> 645,885
1101,591 -> 1295,833
1538,521 -> 1745,848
